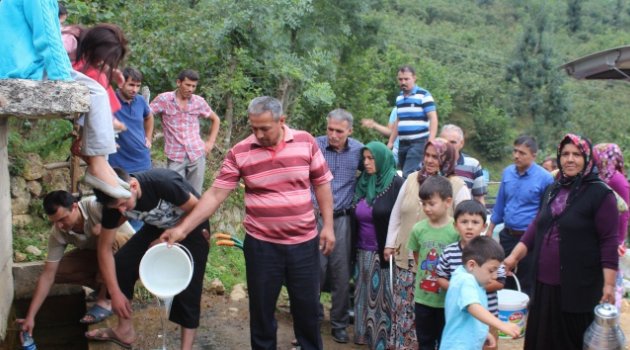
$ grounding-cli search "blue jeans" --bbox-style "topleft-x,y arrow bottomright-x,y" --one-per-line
398,138 -> 426,178
244,235 -> 322,350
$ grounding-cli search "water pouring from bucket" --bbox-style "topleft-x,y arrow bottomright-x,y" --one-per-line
139,243 -> 194,349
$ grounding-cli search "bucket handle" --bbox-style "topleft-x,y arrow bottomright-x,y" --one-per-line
508,272 -> 522,292
172,243 -> 194,271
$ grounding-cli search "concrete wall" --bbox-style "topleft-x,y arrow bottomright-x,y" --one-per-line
0,79 -> 90,342
0,117 -> 13,340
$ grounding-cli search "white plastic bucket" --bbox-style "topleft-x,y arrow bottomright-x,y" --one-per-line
139,243 -> 193,299
497,274 -> 529,338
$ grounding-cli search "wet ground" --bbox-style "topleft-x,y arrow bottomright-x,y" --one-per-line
87,293 -> 630,350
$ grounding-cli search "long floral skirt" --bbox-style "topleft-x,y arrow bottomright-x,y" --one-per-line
354,249 -> 393,350
389,263 -> 417,349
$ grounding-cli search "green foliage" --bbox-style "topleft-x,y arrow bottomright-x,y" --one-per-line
13,221 -> 49,262
567,0 -> 583,33
7,119 -> 73,175
503,7 -> 568,150
471,104 -> 511,162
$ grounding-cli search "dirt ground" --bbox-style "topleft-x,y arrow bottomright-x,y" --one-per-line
88,294 -> 630,350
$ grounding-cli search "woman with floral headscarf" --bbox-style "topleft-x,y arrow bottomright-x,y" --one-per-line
352,141 -> 404,349
594,143 -> 630,309
505,134 -> 619,350
384,138 -> 471,349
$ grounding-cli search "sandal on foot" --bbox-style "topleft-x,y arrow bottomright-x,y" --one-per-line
80,304 -> 113,324
83,173 -> 131,199
85,328 -> 132,349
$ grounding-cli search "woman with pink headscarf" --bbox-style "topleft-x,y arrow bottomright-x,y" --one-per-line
594,143 -> 630,309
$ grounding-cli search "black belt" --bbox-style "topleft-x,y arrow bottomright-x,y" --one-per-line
398,138 -> 425,146
333,208 -> 352,218
505,228 -> 525,236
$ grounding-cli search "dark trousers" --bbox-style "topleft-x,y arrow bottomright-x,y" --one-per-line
415,303 -> 445,350
499,228 -> 534,297
114,222 -> 209,328
244,235 -> 322,350
525,282 -> 593,350
398,138 -> 427,178
318,215 -> 351,330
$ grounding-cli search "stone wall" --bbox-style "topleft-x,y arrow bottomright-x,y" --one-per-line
10,153 -> 71,230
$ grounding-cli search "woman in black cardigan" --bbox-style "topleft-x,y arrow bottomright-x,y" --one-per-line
504,134 -> 618,350
352,141 -> 404,348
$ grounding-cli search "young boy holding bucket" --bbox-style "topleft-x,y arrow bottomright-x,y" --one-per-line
436,200 -> 506,349
439,236 -> 520,349
407,176 -> 460,349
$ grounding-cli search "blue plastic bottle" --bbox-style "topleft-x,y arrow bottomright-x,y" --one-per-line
22,331 -> 37,350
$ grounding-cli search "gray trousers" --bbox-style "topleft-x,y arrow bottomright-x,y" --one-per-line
318,214 -> 352,330
167,154 -> 205,194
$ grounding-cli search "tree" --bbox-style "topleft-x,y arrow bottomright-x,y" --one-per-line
567,0 -> 582,33
504,8 -> 568,150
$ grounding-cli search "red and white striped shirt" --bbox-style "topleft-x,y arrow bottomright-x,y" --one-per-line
150,91 -> 213,162
213,125 -> 333,244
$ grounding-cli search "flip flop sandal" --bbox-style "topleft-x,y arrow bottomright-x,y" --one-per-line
85,328 -> 133,349
80,304 -> 113,324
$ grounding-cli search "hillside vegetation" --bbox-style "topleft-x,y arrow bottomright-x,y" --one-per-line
9,0 -> 630,289
11,0 -> 630,176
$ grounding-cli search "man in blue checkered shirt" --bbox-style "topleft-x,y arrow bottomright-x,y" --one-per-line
314,109 -> 364,344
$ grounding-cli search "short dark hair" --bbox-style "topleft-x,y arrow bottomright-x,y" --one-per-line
398,65 -> 416,75
514,135 -> 538,154
43,190 -> 77,215
462,236 -> 505,266
177,69 -> 199,82
454,199 -> 487,222
92,168 -> 130,206
419,175 -> 453,201
122,67 -> 143,82
58,2 -> 68,17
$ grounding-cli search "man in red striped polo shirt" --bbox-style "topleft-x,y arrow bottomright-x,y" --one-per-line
161,96 -> 335,350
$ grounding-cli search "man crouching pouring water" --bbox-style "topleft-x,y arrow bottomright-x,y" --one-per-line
86,168 -> 209,350
162,96 -> 335,350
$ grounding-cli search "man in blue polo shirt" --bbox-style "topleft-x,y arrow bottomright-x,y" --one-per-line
387,65 -> 438,177
315,108 -> 363,344
109,67 -> 154,174
486,135 -> 553,297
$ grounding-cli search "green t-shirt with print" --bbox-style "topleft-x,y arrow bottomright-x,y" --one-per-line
407,218 -> 459,308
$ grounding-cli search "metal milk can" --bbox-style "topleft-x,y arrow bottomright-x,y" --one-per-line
583,303 -> 626,350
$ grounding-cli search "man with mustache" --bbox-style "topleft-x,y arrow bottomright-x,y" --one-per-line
314,109 -> 363,343
387,65 -> 439,178
150,69 -> 220,194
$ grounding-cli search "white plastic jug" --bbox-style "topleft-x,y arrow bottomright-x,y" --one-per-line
139,243 -> 194,299
497,274 -> 529,338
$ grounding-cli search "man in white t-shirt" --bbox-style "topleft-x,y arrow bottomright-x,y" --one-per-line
17,191 -> 133,338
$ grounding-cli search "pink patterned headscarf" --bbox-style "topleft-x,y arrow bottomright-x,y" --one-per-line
593,143 -> 625,183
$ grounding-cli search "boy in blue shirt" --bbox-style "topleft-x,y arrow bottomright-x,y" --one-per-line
440,236 -> 520,349
436,200 -> 506,349
407,176 -> 460,350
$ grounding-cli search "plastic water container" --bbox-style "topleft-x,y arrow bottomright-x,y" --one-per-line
497,274 -> 529,338
139,243 -> 193,299
22,331 -> 37,350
